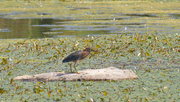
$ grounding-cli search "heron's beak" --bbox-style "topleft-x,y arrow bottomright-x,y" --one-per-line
91,49 -> 98,52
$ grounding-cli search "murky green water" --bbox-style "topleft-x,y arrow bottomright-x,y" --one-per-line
0,1 -> 179,39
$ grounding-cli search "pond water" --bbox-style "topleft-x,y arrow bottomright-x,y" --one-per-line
0,1 -> 179,39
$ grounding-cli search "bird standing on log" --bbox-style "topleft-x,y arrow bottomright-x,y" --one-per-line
62,48 -> 97,73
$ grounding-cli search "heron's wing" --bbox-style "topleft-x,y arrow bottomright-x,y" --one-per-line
62,51 -> 82,63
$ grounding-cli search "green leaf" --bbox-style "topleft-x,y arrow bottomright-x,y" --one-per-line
0,88 -> 6,94
5,50 -> 10,53
103,91 -> 107,96
145,52 -> 150,56
169,43 -> 172,46
76,84 -> 79,87
2,58 -> 7,64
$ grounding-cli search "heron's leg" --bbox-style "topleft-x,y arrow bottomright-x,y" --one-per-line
74,62 -> 78,73
69,63 -> 72,73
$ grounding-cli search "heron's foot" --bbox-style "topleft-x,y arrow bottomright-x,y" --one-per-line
70,71 -> 79,74
71,70 -> 79,74
75,70 -> 80,74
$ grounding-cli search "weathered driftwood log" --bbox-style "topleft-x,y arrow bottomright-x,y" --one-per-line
14,67 -> 138,81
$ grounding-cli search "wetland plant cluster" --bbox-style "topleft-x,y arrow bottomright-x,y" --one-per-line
0,33 -> 179,101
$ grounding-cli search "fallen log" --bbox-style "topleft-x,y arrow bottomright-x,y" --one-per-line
14,67 -> 138,81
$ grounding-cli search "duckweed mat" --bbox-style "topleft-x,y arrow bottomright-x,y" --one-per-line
0,33 -> 179,101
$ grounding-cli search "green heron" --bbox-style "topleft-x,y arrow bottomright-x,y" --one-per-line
62,48 -> 97,73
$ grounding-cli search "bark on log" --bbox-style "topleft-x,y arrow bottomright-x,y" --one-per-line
14,67 -> 138,81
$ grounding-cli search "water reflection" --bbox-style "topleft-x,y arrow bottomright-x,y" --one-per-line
0,18 -> 57,39
0,17 -> 114,39
0,12 -> 179,39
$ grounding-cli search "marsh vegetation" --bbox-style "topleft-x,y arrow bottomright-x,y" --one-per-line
0,0 -> 179,101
